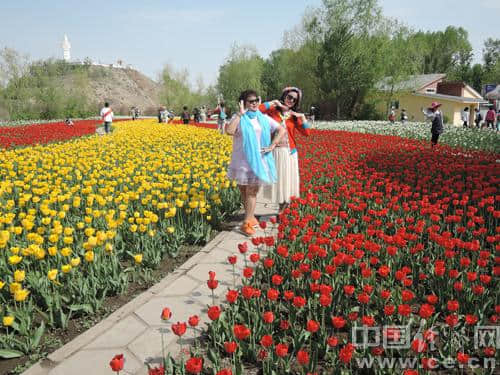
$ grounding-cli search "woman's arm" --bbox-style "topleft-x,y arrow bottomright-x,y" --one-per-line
290,111 -> 311,136
225,114 -> 240,135
225,100 -> 246,135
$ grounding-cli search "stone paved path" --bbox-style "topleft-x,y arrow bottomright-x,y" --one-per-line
23,200 -> 278,375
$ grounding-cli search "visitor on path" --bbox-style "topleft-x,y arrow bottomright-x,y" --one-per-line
100,102 -> 113,134
213,102 -> 227,134
474,108 -> 482,128
461,107 -> 469,128
64,117 -> 74,126
181,106 -> 190,124
200,106 -> 207,122
134,107 -> 140,120
485,106 -> 496,129
310,106 -> 317,124
400,109 -> 408,124
422,102 -> 443,148
193,107 -> 201,123
259,86 -> 311,210
388,107 -> 396,123
225,90 -> 286,236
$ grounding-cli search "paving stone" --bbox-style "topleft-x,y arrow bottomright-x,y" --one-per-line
134,295 -> 204,326
128,327 -> 176,364
156,275 -> 201,297
49,348 -> 142,375
186,262 -> 234,284
84,315 -> 148,349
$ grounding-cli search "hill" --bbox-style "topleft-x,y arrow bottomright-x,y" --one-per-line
0,60 -> 161,120
63,65 -> 161,115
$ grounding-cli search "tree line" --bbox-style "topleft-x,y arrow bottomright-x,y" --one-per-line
215,0 -> 499,119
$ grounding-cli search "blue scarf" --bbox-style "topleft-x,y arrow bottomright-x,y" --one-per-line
240,110 -> 277,184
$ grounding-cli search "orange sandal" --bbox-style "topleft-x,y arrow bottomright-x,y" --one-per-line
240,222 -> 256,236
247,217 -> 259,228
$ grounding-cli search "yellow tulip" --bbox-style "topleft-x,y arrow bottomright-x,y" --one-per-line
70,257 -> 81,267
167,227 -> 175,234
133,254 -> 143,264
14,288 -> 30,302
84,251 -> 94,262
14,270 -> 25,282
47,269 -> 58,281
3,316 -> 14,327
105,243 -> 113,253
0,281 -> 5,289
61,247 -> 72,257
61,264 -> 72,273
8,255 -> 22,265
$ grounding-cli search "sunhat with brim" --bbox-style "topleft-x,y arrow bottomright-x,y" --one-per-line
428,102 -> 442,110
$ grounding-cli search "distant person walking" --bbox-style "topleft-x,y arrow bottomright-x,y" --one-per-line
213,102 -> 227,134
100,102 -> 113,134
193,107 -> 201,123
400,109 -> 408,124
474,108 -> 482,128
200,106 -> 207,122
485,106 -> 496,129
388,107 -> 396,124
461,107 -> 469,128
422,102 -> 443,148
65,117 -> 74,126
181,106 -> 190,124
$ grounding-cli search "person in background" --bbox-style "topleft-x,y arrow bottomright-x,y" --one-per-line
225,90 -> 286,236
259,86 -> 311,210
422,102 -> 443,148
200,106 -> 207,122
100,102 -> 113,134
461,107 -> 469,128
65,117 -> 74,126
134,107 -> 140,120
213,102 -> 227,134
158,106 -> 164,123
310,106 -> 316,124
400,109 -> 408,124
181,106 -> 190,124
485,106 -> 496,129
474,107 -> 482,128
388,107 -> 396,123
193,107 -> 200,123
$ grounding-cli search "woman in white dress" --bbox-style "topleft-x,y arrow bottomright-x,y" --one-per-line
225,90 -> 287,236
259,87 -> 312,210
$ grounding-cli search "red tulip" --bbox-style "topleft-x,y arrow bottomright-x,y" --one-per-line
275,343 -> 288,357
171,322 -> 187,336
233,324 -> 250,340
260,334 -> 273,347
297,349 -> 310,365
207,306 -> 221,321
161,307 -> 172,321
224,341 -> 237,354
109,354 -> 124,372
185,357 -> 203,374
188,315 -> 199,327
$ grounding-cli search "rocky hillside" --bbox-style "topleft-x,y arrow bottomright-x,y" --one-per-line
75,66 -> 160,115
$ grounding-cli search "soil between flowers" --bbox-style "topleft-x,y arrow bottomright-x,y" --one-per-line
0,239 -> 213,375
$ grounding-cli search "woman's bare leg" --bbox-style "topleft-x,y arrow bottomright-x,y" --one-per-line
245,185 -> 259,222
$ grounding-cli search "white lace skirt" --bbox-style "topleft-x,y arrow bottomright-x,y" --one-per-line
261,147 -> 299,204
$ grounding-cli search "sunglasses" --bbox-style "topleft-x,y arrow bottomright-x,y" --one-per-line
286,94 -> 298,102
246,98 -> 259,104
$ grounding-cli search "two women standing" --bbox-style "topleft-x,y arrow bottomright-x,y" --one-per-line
225,87 -> 310,236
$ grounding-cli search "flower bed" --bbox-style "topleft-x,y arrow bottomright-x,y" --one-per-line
0,119 -> 240,358
315,121 -> 500,153
154,129 -> 499,374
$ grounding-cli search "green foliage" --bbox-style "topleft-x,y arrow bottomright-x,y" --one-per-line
158,64 -> 215,114
0,55 -> 97,120
217,44 -> 265,112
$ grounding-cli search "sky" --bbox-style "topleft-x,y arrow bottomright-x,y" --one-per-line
0,0 -> 499,87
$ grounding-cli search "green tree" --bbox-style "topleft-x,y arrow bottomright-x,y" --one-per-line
216,44 -> 264,112
311,0 -> 388,118
482,38 -> 500,84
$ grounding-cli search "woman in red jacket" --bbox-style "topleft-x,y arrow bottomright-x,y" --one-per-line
259,87 -> 311,209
